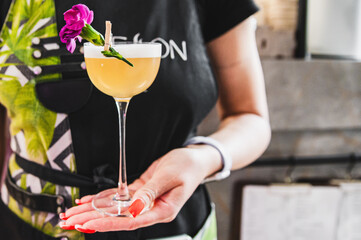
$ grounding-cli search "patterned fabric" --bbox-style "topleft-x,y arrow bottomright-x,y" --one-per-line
0,0 -> 82,239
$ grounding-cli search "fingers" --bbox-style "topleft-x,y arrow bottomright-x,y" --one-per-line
129,173 -> 182,217
60,202 -> 93,220
82,198 -> 174,232
63,199 -> 178,233
59,195 -> 95,220
75,195 -> 95,205
59,203 -> 102,232
63,192 -> 116,219
61,185 -> 185,233
81,216 -> 136,232
66,209 -> 104,226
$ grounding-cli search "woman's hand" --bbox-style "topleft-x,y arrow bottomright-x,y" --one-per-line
59,146 -> 222,233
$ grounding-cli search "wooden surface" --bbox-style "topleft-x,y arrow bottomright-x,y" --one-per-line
254,0 -> 299,31
256,26 -> 296,58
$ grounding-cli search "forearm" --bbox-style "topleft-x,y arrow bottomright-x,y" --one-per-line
186,17 -> 271,179
210,113 -> 271,171
185,112 -> 270,181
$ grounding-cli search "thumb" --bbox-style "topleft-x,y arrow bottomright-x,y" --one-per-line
128,188 -> 155,218
128,176 -> 177,218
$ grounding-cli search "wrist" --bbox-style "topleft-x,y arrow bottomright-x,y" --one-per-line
183,136 -> 232,183
185,144 -> 223,180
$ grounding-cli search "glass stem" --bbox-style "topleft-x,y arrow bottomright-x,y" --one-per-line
114,99 -> 130,201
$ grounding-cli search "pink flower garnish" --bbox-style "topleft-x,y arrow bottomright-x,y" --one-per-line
59,4 -> 93,53
64,4 -> 94,30
59,4 -> 133,66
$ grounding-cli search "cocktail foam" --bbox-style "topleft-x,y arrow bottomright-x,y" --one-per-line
84,42 -> 162,58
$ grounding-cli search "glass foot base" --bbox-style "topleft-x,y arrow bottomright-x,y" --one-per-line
92,188 -> 133,217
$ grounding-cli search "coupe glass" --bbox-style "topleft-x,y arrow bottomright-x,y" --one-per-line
84,42 -> 161,217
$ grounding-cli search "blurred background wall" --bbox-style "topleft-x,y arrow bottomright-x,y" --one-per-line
199,0 -> 361,239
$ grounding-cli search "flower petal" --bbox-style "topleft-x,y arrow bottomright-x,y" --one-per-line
60,4 -> 95,53
73,4 -> 90,20
66,39 -> 76,53
66,21 -> 85,31
59,26 -> 69,43
75,36 -> 82,43
86,10 -> 94,25
64,9 -> 78,24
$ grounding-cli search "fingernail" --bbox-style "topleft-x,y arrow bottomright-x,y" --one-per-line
75,224 -> 96,234
75,199 -> 82,205
129,199 -> 145,218
59,221 -> 75,230
59,213 -> 69,220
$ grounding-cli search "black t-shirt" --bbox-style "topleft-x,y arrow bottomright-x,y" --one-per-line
0,0 -> 258,238
0,0 -> 258,42
197,0 -> 259,42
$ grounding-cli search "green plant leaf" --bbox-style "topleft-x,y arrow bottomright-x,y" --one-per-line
5,0 -> 59,68
17,2 -> 49,44
29,23 -> 57,39
0,79 -> 22,118
9,81 -> 56,163
0,73 -> 18,81
0,50 -> 10,57
8,155 -> 21,173
42,222 -> 55,236
1,25 -> 11,47
8,196 -> 32,222
10,0 -> 27,43
0,62 -> 20,67
41,182 -> 56,195
0,80 -> 56,163
20,174 -> 27,190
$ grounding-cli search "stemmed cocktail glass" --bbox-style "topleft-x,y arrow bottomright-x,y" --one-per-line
84,42 -> 161,217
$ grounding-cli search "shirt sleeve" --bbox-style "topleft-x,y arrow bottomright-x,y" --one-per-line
198,0 -> 259,43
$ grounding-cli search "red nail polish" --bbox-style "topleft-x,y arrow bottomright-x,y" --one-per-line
129,199 -> 145,218
75,225 -> 96,234
59,222 -> 75,230
75,199 -> 81,205
59,213 -> 69,220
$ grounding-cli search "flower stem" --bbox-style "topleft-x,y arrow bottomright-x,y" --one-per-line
102,47 -> 134,67
81,24 -> 133,67
80,24 -> 104,46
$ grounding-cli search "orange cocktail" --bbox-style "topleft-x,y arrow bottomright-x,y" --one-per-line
84,42 -> 161,217
84,43 -> 161,99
